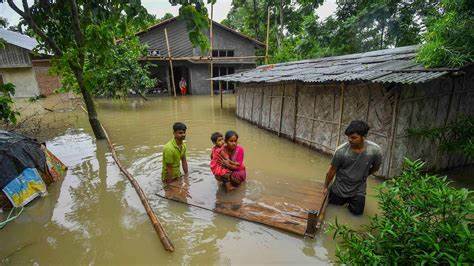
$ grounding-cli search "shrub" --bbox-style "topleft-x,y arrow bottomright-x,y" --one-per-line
329,159 -> 473,265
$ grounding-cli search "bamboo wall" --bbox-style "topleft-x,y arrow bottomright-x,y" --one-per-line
236,67 -> 474,177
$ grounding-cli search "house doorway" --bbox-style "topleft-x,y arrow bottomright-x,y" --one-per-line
171,66 -> 191,95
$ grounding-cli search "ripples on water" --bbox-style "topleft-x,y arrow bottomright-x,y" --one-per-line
1,95 -> 383,265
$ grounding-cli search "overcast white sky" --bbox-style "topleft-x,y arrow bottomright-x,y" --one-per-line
1,0 -> 336,27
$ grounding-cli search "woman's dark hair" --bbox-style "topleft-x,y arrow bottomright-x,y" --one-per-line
210,132 -> 223,144
344,120 -> 370,137
173,122 -> 187,132
224,130 -> 239,141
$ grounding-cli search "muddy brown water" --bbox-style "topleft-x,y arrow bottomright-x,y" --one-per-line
1,95 -> 390,264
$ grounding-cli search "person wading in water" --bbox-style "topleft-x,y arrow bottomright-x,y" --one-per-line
323,120 -> 382,215
179,77 -> 187,96
162,122 -> 189,183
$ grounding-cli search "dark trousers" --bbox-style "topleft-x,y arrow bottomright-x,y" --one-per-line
329,190 -> 365,215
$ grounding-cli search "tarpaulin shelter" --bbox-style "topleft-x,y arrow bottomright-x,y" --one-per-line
0,130 -> 67,209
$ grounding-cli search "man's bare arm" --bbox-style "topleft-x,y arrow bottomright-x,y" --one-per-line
166,164 -> 174,180
181,157 -> 188,176
323,165 -> 337,194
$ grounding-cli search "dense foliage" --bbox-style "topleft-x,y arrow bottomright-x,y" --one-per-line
0,83 -> 19,124
223,0 -> 473,67
417,0 -> 474,67
330,159 -> 474,265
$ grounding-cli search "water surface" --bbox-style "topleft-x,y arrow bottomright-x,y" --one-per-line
1,95 -> 383,265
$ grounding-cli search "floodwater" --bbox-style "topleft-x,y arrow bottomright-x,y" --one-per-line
0,95 -> 384,265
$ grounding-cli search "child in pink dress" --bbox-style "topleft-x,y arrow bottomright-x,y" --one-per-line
210,131 -> 246,192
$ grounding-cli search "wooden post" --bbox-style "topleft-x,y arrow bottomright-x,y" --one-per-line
219,80 -> 223,109
336,83 -> 346,147
386,89 -> 400,178
259,86 -> 265,126
209,4 -> 214,96
305,210 -> 319,237
164,28 -> 177,98
278,84 -> 285,136
293,83 -> 299,141
265,7 -> 270,65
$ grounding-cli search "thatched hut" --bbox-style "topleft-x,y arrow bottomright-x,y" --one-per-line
213,45 -> 474,177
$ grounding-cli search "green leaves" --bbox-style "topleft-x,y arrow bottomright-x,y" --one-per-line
329,158 -> 474,264
418,0 -> 474,67
0,82 -> 19,124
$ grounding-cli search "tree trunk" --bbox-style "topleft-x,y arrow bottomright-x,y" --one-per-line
71,66 -> 106,139
253,0 -> 259,39
275,8 -> 280,49
278,0 -> 284,49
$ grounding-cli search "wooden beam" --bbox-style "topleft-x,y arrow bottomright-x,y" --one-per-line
219,80 -> 223,109
264,8 -> 271,65
336,83 -> 346,147
142,55 -> 267,61
293,83 -> 299,141
386,89 -> 401,178
278,85 -> 285,136
210,4 -> 214,96
164,28 -> 176,98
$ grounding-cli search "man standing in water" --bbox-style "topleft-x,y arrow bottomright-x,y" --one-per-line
323,120 -> 382,215
162,122 -> 189,183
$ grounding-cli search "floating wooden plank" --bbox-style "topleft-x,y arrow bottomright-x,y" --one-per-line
156,176 -> 327,237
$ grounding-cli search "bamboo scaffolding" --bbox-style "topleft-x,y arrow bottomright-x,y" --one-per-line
265,7 -> 270,65
142,55 -> 267,61
79,106 -> 174,252
210,4 -> 214,96
336,83 -> 346,147
219,79 -> 223,109
164,28 -> 177,98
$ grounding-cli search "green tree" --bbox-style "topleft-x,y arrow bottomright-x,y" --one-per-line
4,0 -> 213,139
417,0 -> 474,67
330,159 -> 473,264
0,83 -> 19,124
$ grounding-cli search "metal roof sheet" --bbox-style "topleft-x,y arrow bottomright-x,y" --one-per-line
0,28 -> 38,51
212,45 -> 457,85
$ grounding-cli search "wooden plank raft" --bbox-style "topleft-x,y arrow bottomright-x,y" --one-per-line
156,176 -> 329,237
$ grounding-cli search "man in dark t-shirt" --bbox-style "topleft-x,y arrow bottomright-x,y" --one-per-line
323,120 -> 382,215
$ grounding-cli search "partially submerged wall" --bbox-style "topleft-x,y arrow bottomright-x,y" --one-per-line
390,67 -> 474,175
236,72 -> 474,177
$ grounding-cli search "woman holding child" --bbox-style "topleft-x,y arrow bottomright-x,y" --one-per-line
210,130 -> 246,191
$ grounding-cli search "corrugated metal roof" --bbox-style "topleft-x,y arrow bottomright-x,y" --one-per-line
0,28 -> 38,51
211,45 -> 457,84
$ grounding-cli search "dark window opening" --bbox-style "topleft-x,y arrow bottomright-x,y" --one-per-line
212,67 -> 235,93
211,49 -> 235,58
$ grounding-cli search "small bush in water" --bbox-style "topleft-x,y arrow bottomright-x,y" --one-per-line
329,158 -> 473,265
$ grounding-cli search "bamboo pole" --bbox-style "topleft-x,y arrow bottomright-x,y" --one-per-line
164,28 -> 177,98
265,7 -> 270,65
293,83 -> 299,141
278,85 -> 285,136
79,106 -> 174,252
142,55 -> 267,61
210,4 -> 214,96
219,80 -> 223,109
336,83 -> 346,147
386,90 -> 400,178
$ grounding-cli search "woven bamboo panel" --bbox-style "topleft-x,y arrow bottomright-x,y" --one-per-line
281,84 -> 296,136
269,85 -> 284,132
261,85 -> 272,129
295,86 -> 315,146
